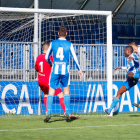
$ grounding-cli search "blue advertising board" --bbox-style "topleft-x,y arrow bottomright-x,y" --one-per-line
0,81 -> 140,115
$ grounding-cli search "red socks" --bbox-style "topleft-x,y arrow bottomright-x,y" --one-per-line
59,97 -> 66,113
44,97 -> 47,111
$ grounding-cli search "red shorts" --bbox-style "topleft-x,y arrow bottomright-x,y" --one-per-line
38,80 -> 62,95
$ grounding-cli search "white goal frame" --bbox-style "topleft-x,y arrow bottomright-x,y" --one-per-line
0,7 -> 112,116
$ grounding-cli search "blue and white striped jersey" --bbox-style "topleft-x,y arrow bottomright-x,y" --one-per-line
135,47 -> 140,59
45,38 -> 81,75
121,53 -> 139,74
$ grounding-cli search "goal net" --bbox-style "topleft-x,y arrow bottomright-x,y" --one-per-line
0,8 -> 112,116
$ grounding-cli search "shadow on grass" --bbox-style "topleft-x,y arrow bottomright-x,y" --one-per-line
129,115 -> 140,117
113,112 -> 119,116
45,116 -> 80,123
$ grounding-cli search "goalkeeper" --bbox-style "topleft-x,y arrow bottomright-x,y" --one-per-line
105,46 -> 139,115
35,42 -> 66,115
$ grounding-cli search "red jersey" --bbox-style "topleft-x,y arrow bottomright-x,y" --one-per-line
35,53 -> 53,83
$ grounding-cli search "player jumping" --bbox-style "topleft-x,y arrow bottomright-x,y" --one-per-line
35,42 -> 66,115
44,25 -> 83,122
105,45 -> 139,115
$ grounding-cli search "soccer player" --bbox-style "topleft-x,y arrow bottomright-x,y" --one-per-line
44,25 -> 83,122
129,41 -> 140,55
35,42 -> 65,115
105,46 -> 139,115
129,41 -> 140,108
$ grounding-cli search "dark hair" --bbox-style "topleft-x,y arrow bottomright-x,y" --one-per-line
58,25 -> 67,37
125,45 -> 133,53
129,41 -> 138,46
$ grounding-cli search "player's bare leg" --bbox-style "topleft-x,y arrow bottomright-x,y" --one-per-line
44,87 -> 55,123
116,85 -> 127,99
63,86 -> 71,122
105,85 -> 127,115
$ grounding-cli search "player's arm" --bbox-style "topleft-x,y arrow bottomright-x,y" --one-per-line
34,58 -> 38,72
120,66 -> 127,70
114,66 -> 127,71
45,42 -> 53,65
114,67 -> 121,71
70,43 -> 83,78
48,56 -> 53,67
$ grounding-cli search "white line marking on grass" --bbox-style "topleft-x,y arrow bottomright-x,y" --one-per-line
0,124 -> 140,132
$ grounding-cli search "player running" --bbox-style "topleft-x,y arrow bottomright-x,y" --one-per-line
44,25 -> 83,122
128,41 -> 140,108
105,46 -> 139,115
35,42 -> 66,115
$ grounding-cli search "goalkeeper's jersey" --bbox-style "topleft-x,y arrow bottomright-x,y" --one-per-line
121,53 -> 139,74
45,38 -> 81,75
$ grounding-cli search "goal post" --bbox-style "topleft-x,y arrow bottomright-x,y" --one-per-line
0,7 -> 112,116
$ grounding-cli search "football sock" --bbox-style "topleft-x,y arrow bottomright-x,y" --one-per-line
46,95 -> 53,116
108,97 -> 119,112
44,97 -> 47,111
59,97 -> 66,113
64,94 -> 70,116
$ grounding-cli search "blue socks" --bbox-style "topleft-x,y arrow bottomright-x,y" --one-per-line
108,97 -> 119,112
46,95 -> 53,116
64,94 -> 70,116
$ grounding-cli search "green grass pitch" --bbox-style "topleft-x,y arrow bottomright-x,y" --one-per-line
0,112 -> 140,140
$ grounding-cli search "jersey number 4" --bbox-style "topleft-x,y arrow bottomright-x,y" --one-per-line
56,47 -> 64,60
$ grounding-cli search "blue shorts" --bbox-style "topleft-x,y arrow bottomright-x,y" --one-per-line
49,73 -> 70,89
124,77 -> 138,90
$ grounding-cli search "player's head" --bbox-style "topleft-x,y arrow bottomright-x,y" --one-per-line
123,46 -> 133,57
58,25 -> 67,38
129,41 -> 138,51
42,42 -> 50,53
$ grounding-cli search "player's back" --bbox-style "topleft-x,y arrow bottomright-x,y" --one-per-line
51,38 -> 71,75
35,53 -> 52,80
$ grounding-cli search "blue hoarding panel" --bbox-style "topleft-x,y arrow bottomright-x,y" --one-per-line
0,81 -> 140,115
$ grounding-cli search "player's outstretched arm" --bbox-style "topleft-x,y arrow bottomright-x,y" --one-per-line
78,71 -> 83,78
114,67 -> 121,71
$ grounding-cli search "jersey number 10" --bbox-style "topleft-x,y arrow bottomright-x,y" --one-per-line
56,47 -> 64,60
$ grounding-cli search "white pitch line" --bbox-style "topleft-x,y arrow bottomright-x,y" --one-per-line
0,124 -> 140,132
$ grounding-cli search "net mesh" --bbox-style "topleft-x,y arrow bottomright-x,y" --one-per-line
0,12 -> 108,116
0,12 -> 34,42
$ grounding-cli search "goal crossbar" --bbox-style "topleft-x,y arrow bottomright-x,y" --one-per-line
0,7 -> 111,16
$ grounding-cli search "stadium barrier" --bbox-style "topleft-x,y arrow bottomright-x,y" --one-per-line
0,81 -> 140,115
0,43 -> 127,82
